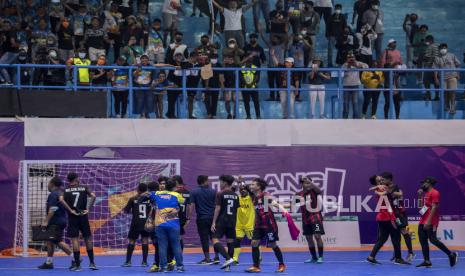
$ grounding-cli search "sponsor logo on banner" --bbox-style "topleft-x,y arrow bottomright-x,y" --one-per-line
406,221 -> 465,246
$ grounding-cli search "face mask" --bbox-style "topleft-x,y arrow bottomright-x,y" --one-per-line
136,57 -> 141,64
228,43 -> 235,49
210,58 -> 218,64
312,64 -> 318,69
18,55 -> 27,61
440,49 -> 448,55
201,40 -> 208,45
50,51 -> 58,59
389,44 -> 396,50
47,40 -> 54,45
251,39 -> 257,44
78,53 -> 86,59
425,42 -> 431,46
335,9 -> 341,14
301,30 -> 307,35
372,5 -> 378,10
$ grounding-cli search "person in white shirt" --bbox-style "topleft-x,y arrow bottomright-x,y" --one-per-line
162,0 -> 182,43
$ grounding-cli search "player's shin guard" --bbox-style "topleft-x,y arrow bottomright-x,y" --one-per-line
318,245 -> 324,257
142,244 -> 149,263
308,245 -> 317,259
252,246 -> 260,267
227,242 -> 235,259
87,249 -> 95,263
126,244 -> 135,263
403,232 -> 413,254
214,242 -> 229,259
233,239 -> 241,261
273,246 -> 284,265
74,251 -> 80,265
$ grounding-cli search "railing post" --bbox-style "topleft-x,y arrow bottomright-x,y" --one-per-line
182,69 -> 187,119
73,65 -> 78,92
337,68 -> 343,119
15,64 -> 21,90
440,70 -> 445,119
235,69 -> 240,119
286,68 -> 291,119
389,69 -> 394,119
128,66 -> 133,116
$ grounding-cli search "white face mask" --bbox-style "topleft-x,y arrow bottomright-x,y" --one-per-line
312,63 -> 318,69
301,30 -> 307,35
210,58 -> 218,64
136,57 -> 141,64
78,53 -> 86,59
335,9 -> 342,14
228,43 -> 235,49
372,5 -> 379,10
440,49 -> 448,55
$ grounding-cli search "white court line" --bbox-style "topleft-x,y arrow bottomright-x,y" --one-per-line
0,257 -> 463,270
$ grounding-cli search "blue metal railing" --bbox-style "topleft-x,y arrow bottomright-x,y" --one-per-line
1,63 -> 463,119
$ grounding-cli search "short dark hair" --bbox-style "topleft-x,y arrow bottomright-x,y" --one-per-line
165,179 -> 177,191
50,177 -> 64,187
138,182 -> 148,193
201,34 -> 209,39
67,172 -> 79,182
380,172 -> 393,181
175,31 -> 183,36
158,176 -> 168,183
153,18 -> 161,23
148,181 -> 159,192
173,175 -> 184,185
420,24 -> 429,30
253,178 -> 267,191
425,35 -> 434,42
197,175 -> 209,185
369,175 -> 378,186
219,175 -> 235,186
249,33 -> 258,39
335,4 -> 342,9
439,43 -> 448,49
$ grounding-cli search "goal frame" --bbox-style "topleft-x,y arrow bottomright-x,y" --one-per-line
15,159 -> 181,257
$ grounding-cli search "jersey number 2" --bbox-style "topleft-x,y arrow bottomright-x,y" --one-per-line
227,199 -> 234,215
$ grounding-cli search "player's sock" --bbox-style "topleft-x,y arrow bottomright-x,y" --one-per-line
154,243 -> 160,265
252,246 -> 260,266
233,239 -> 241,261
180,239 -> 184,252
403,233 -> 413,254
126,244 -> 135,263
227,243 -> 235,259
87,249 -> 95,264
214,243 -> 229,259
308,245 -> 317,259
73,251 -> 80,265
318,245 -> 324,258
142,244 -> 149,263
273,246 -> 284,265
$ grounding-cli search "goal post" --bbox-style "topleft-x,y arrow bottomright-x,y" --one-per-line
14,159 -> 180,257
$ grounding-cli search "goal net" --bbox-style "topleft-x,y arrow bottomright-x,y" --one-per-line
14,159 -> 180,256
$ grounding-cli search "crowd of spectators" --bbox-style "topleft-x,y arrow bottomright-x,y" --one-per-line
0,0 -> 462,118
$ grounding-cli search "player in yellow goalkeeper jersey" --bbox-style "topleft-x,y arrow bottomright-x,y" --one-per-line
233,177 -> 255,264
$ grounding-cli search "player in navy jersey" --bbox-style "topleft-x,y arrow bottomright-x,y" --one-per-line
173,175 -> 193,252
122,182 -> 152,267
211,175 -> 240,271
60,172 -> 97,271
296,176 -> 325,264
246,178 -> 286,273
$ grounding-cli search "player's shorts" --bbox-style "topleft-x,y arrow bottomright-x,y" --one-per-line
213,224 -> 236,240
252,228 -> 279,243
395,213 -> 409,229
302,221 -> 325,235
236,228 -> 253,240
128,226 -> 151,240
48,224 -> 66,242
67,215 -> 92,238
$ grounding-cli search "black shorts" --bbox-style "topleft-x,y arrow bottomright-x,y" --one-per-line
196,218 -> 214,240
252,228 -> 279,243
302,221 -> 325,235
67,215 -> 92,238
48,224 -> 66,242
213,224 -> 236,240
128,225 -> 151,240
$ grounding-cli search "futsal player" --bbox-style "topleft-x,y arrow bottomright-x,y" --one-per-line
38,177 -> 73,269
173,175 -> 193,253
122,182 -> 151,267
147,180 -> 161,272
297,176 -> 325,264
211,174 -> 240,271
416,177 -> 458,268
246,178 -> 286,273
60,172 -> 98,271
366,175 -> 409,265
233,177 -> 255,264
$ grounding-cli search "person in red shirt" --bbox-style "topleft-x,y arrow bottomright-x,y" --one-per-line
366,174 -> 409,265
296,176 -> 325,264
416,177 -> 458,268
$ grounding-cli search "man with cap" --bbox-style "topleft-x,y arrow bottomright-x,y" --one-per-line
416,177 -> 458,268
380,39 -> 402,68
279,57 -> 300,118
341,52 -> 368,119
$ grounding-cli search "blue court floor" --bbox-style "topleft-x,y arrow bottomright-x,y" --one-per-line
0,250 -> 463,276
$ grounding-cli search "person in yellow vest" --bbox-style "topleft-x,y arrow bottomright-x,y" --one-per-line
361,61 -> 385,119
233,177 -> 255,264
67,48 -> 91,85
240,59 -> 261,119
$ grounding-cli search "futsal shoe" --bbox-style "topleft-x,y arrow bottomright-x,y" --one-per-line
147,264 -> 159,272
416,261 -> 432,268
176,265 -> 185,272
70,264 -> 82,272
394,258 -> 411,265
141,261 -> 148,267
449,252 -> 458,267
121,261 -> 132,267
224,265 -> 231,272
38,262 -> 54,269
304,258 -> 318,263
221,258 -> 235,269
406,253 -> 415,262
212,257 -> 220,265
366,257 -> 381,265
275,264 -> 286,273
197,259 -> 211,265
316,257 -> 324,264
245,266 -> 261,273
89,262 -> 98,270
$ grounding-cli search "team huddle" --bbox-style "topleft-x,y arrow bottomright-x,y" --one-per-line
38,171 -> 458,272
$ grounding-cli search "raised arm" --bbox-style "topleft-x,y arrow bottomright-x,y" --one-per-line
212,0 -> 225,13
242,0 -> 257,12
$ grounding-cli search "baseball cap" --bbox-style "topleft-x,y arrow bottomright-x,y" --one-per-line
388,38 -> 396,44
285,57 -> 295,63
420,176 -> 437,185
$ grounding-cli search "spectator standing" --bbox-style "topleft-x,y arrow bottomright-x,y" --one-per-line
433,44 -> 461,114
361,61 -> 384,119
253,0 -> 271,33
352,0 -> 369,32
90,54 -> 109,90
412,24 -> 431,68
326,4 -> 346,67
362,0 -> 384,62
203,55 -> 224,119
269,2 -> 289,46
222,38 -> 244,119
0,19 -> 19,85
314,0 -> 332,36
67,48 -> 92,86
109,56 -> 129,118
162,0 -> 181,44
133,54 -> 157,118
167,53 -> 185,118
355,24 -> 377,66
287,0 -> 304,35
402,13 -> 419,68
380,39 -> 403,119
151,71 -> 176,119
307,56 -> 330,118
185,53 -> 201,119
103,3 -> 124,62
122,15 -> 144,47
49,0 -> 65,34
122,35 -> 145,65
380,39 -> 403,69
146,19 -> 166,64
261,34 -> 285,101
341,52 -> 368,119
166,31 -> 189,65
243,33 -> 266,90
335,26 -> 359,66
300,1 -> 320,57
421,35 -> 439,101
279,57 -> 300,119
82,17 -> 110,62
56,17 -> 75,61
240,59 -> 261,119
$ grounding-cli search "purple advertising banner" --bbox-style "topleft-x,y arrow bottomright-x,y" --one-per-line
0,122 -> 24,250
23,146 -> 465,246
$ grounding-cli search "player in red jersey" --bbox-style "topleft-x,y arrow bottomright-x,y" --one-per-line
416,177 -> 458,268
245,178 -> 286,273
